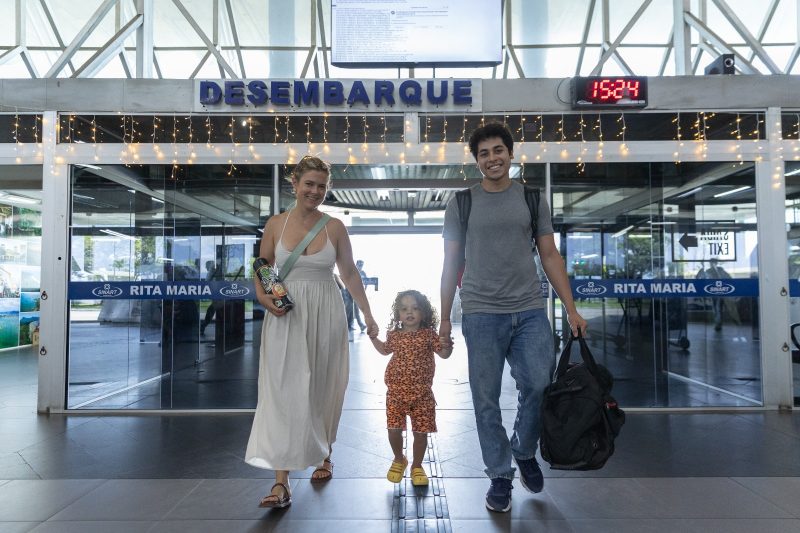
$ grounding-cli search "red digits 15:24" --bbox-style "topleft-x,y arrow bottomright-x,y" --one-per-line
590,79 -> 640,101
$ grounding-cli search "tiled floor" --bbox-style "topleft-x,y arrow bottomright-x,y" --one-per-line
1,335 -> 799,532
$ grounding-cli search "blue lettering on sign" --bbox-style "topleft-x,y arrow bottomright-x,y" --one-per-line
399,80 -> 422,105
426,80 -> 447,105
347,80 -> 370,106
69,281 -> 257,300
453,80 -> 472,104
703,280 -> 736,295
199,81 -> 222,105
224,81 -> 245,105
219,283 -> 251,298
294,81 -> 319,106
574,281 -> 607,297
247,80 -> 268,105
374,80 -> 395,106
271,81 -> 291,104
198,79 -> 475,108
324,81 -> 345,105
91,284 -> 124,298
565,278 -> 757,298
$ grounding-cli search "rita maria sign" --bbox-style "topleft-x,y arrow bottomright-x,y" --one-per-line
194,79 -> 480,112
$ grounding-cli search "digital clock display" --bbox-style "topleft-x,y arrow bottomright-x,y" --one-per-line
571,77 -> 648,109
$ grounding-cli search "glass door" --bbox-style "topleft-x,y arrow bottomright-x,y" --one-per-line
67,164 -> 273,409
551,161 -> 760,407
786,162 -> 800,407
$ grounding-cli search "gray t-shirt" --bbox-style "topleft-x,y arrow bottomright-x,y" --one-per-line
442,181 -> 554,314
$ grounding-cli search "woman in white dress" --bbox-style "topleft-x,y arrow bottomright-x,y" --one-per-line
246,156 -> 378,508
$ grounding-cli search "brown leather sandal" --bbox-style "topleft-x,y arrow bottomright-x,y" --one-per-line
258,482 -> 291,508
310,458 -> 334,482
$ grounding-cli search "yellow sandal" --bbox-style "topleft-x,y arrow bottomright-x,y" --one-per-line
386,457 -> 408,483
411,466 -> 429,486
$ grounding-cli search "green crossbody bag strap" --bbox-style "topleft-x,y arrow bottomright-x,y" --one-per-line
280,213 -> 331,278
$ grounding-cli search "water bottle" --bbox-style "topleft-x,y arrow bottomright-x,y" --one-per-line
253,257 -> 294,311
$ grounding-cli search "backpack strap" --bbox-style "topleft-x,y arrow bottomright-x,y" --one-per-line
524,186 -> 540,248
455,188 -> 471,265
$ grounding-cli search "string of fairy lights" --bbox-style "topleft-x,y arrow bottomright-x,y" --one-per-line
0,110 -> 796,178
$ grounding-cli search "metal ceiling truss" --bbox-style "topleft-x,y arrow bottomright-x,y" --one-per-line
1,0 -> 799,79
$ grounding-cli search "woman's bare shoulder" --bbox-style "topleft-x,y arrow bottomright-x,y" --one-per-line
264,212 -> 288,231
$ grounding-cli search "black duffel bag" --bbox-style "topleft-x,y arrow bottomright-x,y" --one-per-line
539,331 -> 625,470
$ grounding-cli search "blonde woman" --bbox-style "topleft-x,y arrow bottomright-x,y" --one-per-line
246,156 -> 378,508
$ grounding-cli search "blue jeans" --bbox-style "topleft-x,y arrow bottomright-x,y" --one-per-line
461,308 -> 554,480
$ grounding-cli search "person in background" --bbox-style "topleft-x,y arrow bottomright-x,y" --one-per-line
439,122 -> 587,513
200,259 -> 220,335
246,155 -> 378,509
352,259 -> 369,332
335,273 -> 355,342
696,258 -> 739,331
370,290 -> 451,487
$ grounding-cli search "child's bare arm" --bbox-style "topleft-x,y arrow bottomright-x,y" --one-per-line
435,344 -> 452,359
434,333 -> 452,359
370,336 -> 392,355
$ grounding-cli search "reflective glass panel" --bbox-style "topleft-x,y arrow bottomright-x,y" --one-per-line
67,164 -> 273,409
551,161 -> 760,407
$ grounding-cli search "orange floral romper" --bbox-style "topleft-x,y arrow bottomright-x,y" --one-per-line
384,328 -> 442,433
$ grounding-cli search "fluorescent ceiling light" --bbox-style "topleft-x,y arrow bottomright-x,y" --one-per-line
0,194 -> 38,204
151,197 -> 165,204
649,221 -> 676,225
370,167 -> 387,180
611,225 -> 634,238
629,234 -> 653,239
376,189 -> 391,201
100,229 -> 137,241
713,186 -> 751,198
676,186 -> 703,199
568,235 -> 594,239
76,164 -> 102,170
786,168 -> 800,177
73,193 -> 95,200
581,253 -> 599,259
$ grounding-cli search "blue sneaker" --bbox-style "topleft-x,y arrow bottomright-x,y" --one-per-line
485,478 -> 512,513
515,457 -> 544,493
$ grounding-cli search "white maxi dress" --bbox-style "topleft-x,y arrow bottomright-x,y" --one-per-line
245,224 -> 349,470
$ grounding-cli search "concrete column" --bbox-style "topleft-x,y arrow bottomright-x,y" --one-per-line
757,107 -> 793,408
37,111 -> 70,413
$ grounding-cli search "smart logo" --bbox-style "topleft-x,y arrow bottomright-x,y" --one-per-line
703,280 -> 735,295
91,284 -> 124,298
219,283 -> 250,298
575,281 -> 607,297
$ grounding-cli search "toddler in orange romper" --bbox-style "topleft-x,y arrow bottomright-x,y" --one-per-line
370,290 -> 452,486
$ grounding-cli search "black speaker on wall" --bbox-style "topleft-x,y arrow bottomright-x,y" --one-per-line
704,54 -> 735,75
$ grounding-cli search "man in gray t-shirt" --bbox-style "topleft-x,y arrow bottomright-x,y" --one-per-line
439,122 -> 587,513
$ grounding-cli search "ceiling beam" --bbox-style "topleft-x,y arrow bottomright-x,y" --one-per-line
37,0 -> 76,75
135,0 -> 153,78
672,0 -> 691,75
711,0 -> 780,74
45,0 -> 118,78
73,15 -> 143,78
172,0 -> 237,78
223,0 -> 245,78
684,11 -> 759,74
590,0 -> 652,75
575,0 -> 596,76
